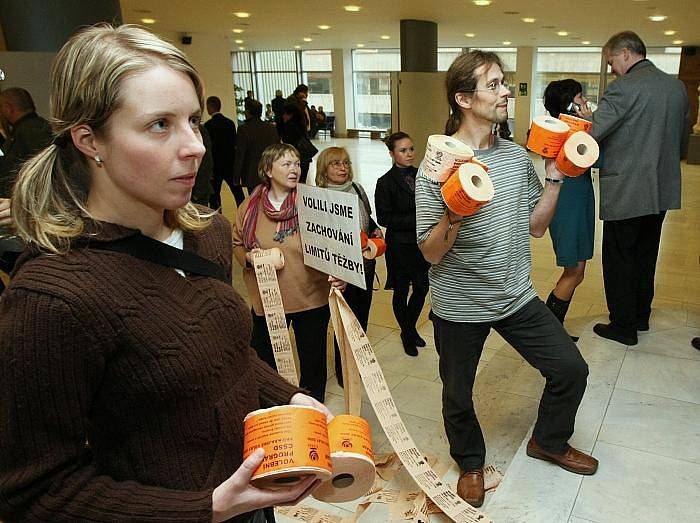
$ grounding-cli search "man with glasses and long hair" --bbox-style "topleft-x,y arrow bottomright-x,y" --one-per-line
415,50 -> 597,508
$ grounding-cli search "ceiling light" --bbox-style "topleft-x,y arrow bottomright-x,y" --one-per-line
502,41 -> 512,45
664,30 -> 676,36
464,33 -> 475,38
303,37 -> 313,42
234,39 -> 244,44
233,12 -> 250,18
318,25 -> 330,30
582,40 -> 591,45
648,15 -> 667,22
232,28 -> 244,33
140,18 -> 156,24
557,31 -> 569,36
343,5 -> 361,12
473,0 -> 492,5
672,39 -> 684,45
238,46 -> 245,50
294,45 -> 301,49
522,18 -> 535,23
357,43 -> 365,48
380,35 -> 390,40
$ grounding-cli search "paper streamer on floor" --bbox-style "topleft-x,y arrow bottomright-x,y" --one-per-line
251,248 -> 298,386
328,288 -> 493,523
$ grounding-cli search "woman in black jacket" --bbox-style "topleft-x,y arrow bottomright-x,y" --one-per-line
374,132 -> 429,356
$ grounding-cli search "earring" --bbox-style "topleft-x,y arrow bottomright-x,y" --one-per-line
94,155 -> 103,167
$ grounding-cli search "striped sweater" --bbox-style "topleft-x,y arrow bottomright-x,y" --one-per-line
416,137 -> 543,322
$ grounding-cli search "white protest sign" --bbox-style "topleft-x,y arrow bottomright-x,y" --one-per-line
297,184 -> 366,289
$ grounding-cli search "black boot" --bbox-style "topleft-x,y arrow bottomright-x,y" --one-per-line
400,332 -> 418,357
546,291 -> 578,342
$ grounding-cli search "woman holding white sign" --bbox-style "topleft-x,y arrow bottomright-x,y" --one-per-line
315,147 -> 383,387
233,143 -> 346,402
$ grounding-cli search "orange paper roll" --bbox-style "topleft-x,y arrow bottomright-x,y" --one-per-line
423,135 -> 475,182
527,115 -> 571,158
362,237 -> 386,259
441,163 -> 495,216
555,131 -> 600,177
313,415 -> 375,502
243,405 -> 332,489
360,231 -> 369,249
558,113 -> 592,135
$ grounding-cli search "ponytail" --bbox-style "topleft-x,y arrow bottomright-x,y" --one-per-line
444,111 -> 461,136
12,141 -> 91,254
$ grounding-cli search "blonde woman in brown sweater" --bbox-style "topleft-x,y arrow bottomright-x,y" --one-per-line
0,24 -> 329,523
233,143 -> 346,403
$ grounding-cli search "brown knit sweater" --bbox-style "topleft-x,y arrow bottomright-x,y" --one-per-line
0,214 -> 300,522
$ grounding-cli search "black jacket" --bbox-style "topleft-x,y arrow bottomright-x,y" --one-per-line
233,118 -> 280,189
203,113 -> 237,181
0,112 -> 52,197
374,165 -> 419,244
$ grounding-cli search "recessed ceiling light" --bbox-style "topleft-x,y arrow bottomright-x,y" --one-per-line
502,41 -> 512,45
238,46 -> 245,50
522,17 -> 536,23
233,12 -> 250,18
664,30 -> 676,36
303,37 -> 313,42
357,43 -> 365,48
557,31 -> 569,36
344,5 -> 361,12
582,40 -> 591,45
232,28 -> 244,33
672,39 -> 684,45
234,39 -> 244,44
140,18 -> 156,24
318,25 -> 331,30
648,15 -> 667,22
380,35 -> 390,40
465,33 -> 476,37
473,0 -> 492,5
294,45 -> 301,49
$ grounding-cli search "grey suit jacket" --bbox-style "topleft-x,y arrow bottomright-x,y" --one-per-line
591,59 -> 689,221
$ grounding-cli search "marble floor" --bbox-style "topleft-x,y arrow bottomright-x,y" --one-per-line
220,137 -> 700,523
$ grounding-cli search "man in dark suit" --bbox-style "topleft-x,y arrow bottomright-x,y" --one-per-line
234,100 -> 279,193
204,95 -> 243,209
589,31 -> 689,345
0,88 -> 52,294
271,89 -> 285,134
0,87 -> 52,198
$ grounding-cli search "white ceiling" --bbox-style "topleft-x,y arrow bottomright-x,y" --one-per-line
120,0 -> 700,51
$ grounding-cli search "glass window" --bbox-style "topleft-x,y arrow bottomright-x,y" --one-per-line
352,48 -> 401,71
535,47 -> 603,118
351,49 -> 399,130
302,50 -> 332,72
231,49 -> 335,120
304,72 -> 334,113
438,48 -> 464,71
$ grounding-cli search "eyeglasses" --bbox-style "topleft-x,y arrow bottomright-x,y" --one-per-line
462,80 -> 510,94
329,160 -> 352,168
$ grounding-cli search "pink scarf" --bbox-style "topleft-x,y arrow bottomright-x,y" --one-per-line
242,185 -> 298,249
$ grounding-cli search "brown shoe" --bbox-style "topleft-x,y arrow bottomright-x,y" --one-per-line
457,468 -> 485,507
526,438 -> 598,475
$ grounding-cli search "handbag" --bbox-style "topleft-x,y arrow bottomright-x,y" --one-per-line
295,134 -> 319,161
83,232 -> 228,282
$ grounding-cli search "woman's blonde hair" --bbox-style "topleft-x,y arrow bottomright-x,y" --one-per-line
315,147 -> 353,187
257,143 -> 300,188
12,23 -> 211,254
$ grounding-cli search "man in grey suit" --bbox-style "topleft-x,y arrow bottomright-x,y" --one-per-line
588,31 -> 689,346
